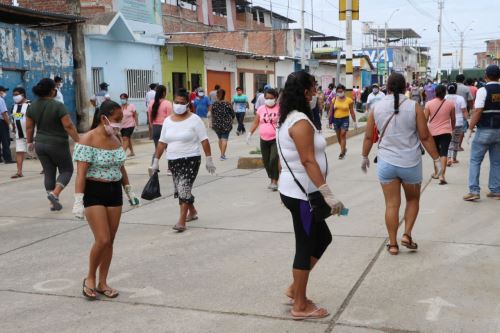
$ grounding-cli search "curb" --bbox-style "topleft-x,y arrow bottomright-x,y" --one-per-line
237,125 -> 367,169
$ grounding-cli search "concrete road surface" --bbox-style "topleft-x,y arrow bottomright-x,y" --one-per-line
0,127 -> 498,333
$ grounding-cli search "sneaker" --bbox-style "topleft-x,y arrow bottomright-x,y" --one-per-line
463,193 -> 480,202
486,192 -> 500,200
269,183 -> 278,191
220,155 -> 227,161
338,153 -> 345,160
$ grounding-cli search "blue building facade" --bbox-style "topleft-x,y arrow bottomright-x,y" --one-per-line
0,22 -> 77,122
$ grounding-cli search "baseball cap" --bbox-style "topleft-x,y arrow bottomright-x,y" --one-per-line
264,84 -> 272,91
99,82 -> 109,89
372,83 -> 379,88
0,86 -> 10,92
485,65 -> 500,79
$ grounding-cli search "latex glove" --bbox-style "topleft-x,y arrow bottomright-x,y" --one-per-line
72,193 -> 84,220
206,156 -> 216,175
149,157 -> 160,176
433,158 -> 442,177
246,132 -> 252,145
124,184 -> 141,206
467,130 -> 473,145
361,156 -> 370,173
28,142 -> 35,153
354,121 -> 358,129
318,184 -> 345,216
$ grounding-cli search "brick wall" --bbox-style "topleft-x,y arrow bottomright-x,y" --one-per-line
16,0 -> 113,16
17,0 -> 71,13
0,0 -> 12,5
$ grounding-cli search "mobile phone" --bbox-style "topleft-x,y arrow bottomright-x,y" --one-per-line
340,208 -> 349,216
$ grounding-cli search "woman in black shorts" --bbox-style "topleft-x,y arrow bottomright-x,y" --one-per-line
211,89 -> 235,161
119,93 -> 138,157
72,101 -> 140,300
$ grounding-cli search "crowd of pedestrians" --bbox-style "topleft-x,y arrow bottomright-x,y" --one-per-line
0,64 -> 498,319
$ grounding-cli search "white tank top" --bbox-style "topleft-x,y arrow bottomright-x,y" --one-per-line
374,94 -> 421,168
277,111 -> 327,200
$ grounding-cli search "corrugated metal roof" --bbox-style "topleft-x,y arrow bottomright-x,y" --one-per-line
0,3 -> 86,25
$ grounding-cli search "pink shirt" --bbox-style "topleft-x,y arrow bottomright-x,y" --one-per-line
148,99 -> 172,125
256,104 -> 279,141
120,103 -> 137,128
425,98 -> 455,136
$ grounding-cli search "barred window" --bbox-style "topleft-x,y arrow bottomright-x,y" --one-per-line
91,67 -> 103,94
126,69 -> 154,99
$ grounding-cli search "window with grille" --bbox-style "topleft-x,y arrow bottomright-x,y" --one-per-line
126,69 -> 155,99
91,67 -> 103,94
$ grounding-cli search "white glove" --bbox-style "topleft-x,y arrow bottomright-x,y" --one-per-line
206,156 -> 216,175
433,158 -> 442,177
72,193 -> 84,220
467,130 -> 473,145
149,157 -> 160,175
124,184 -> 141,206
28,142 -> 35,153
246,133 -> 252,145
354,121 -> 358,129
361,156 -> 370,173
318,184 -> 345,216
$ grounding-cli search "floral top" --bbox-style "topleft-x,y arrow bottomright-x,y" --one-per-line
211,101 -> 235,133
73,143 -> 126,181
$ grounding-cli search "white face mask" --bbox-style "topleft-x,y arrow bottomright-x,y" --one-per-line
13,95 -> 23,104
58,83 -> 63,89
264,99 -> 276,107
173,103 -> 188,115
373,89 -> 379,94
0,92 -> 6,98
337,92 -> 345,98
198,92 -> 205,97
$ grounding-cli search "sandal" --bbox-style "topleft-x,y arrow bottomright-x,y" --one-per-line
11,173 -> 23,179
173,224 -> 187,232
431,174 -> 439,179
386,244 -> 399,255
82,278 -> 96,300
47,193 -> 63,211
186,215 -> 198,222
291,306 -> 329,320
439,179 -> 448,185
401,234 -> 418,250
95,287 -> 119,299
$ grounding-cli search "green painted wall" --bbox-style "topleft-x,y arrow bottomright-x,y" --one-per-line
161,46 -> 205,100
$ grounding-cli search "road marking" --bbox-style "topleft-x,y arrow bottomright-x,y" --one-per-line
33,279 -> 75,292
418,297 -> 456,321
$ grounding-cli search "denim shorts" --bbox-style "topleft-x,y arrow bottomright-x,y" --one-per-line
333,116 -> 349,130
377,157 -> 423,185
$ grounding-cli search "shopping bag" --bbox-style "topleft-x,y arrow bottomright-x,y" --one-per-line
141,172 -> 161,200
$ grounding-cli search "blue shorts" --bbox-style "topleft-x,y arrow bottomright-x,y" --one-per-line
333,117 -> 349,130
377,157 -> 422,185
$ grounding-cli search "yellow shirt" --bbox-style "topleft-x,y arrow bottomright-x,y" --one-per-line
333,97 -> 353,119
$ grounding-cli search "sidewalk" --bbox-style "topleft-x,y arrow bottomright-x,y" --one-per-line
0,128 -> 498,333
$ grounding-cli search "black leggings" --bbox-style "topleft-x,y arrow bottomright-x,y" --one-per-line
35,142 -> 73,191
281,194 -> 332,270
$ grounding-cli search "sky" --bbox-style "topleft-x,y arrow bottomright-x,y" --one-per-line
249,0 -> 500,74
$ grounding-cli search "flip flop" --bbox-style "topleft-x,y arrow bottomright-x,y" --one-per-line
173,224 -> 187,232
11,173 -> 23,179
431,174 -> 439,179
82,278 -> 96,300
291,306 -> 329,320
95,287 -> 119,299
401,233 -> 418,250
186,215 -> 198,222
439,180 -> 448,185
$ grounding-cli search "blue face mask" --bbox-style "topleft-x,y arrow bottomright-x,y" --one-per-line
120,99 -> 127,105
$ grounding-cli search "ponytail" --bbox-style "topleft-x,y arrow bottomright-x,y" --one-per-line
152,85 -> 166,121
387,73 -> 406,114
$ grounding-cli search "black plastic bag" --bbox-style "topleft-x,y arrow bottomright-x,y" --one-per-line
141,172 -> 161,200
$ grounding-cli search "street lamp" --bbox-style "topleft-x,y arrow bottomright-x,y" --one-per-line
384,8 -> 399,83
451,20 -> 474,74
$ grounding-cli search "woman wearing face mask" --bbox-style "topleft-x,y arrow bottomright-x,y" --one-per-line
211,88 -> 235,160
147,85 -> 171,149
10,87 -> 31,178
26,78 -> 80,211
328,85 -> 357,159
119,93 -> 138,157
278,71 -> 345,320
247,88 -> 280,190
150,89 -> 216,232
72,100 -> 140,300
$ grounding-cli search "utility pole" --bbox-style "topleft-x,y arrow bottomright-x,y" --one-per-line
300,0 -> 305,69
437,0 -> 444,82
345,0 -> 353,97
384,22 -> 388,84
311,0 -> 314,32
459,32 -> 464,74
376,25 -> 380,84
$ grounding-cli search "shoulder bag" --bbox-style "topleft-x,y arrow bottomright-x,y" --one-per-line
277,114 -> 332,220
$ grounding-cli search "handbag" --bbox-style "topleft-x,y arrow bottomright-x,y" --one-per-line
277,116 -> 332,220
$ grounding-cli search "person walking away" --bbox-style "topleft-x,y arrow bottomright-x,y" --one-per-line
445,84 -> 468,166
90,82 -> 109,126
211,89 -> 234,160
424,85 -> 456,184
0,85 -> 14,164
209,84 -> 220,103
424,80 -> 435,104
26,78 -> 80,211
232,87 -> 249,135
366,83 -> 385,112
361,73 -> 441,255
411,83 -> 421,104
328,85 -> 357,159
150,88 -> 216,232
278,70 -> 345,320
119,93 -> 138,157
463,64 -> 500,201
147,85 -> 171,148
10,87 -> 31,178
54,76 -> 64,104
247,88 -> 280,190
72,100 -> 140,300
456,75 -> 474,150
145,83 -> 157,107
193,88 -> 212,128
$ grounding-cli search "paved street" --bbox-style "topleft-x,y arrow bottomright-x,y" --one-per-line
0,128 -> 498,333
